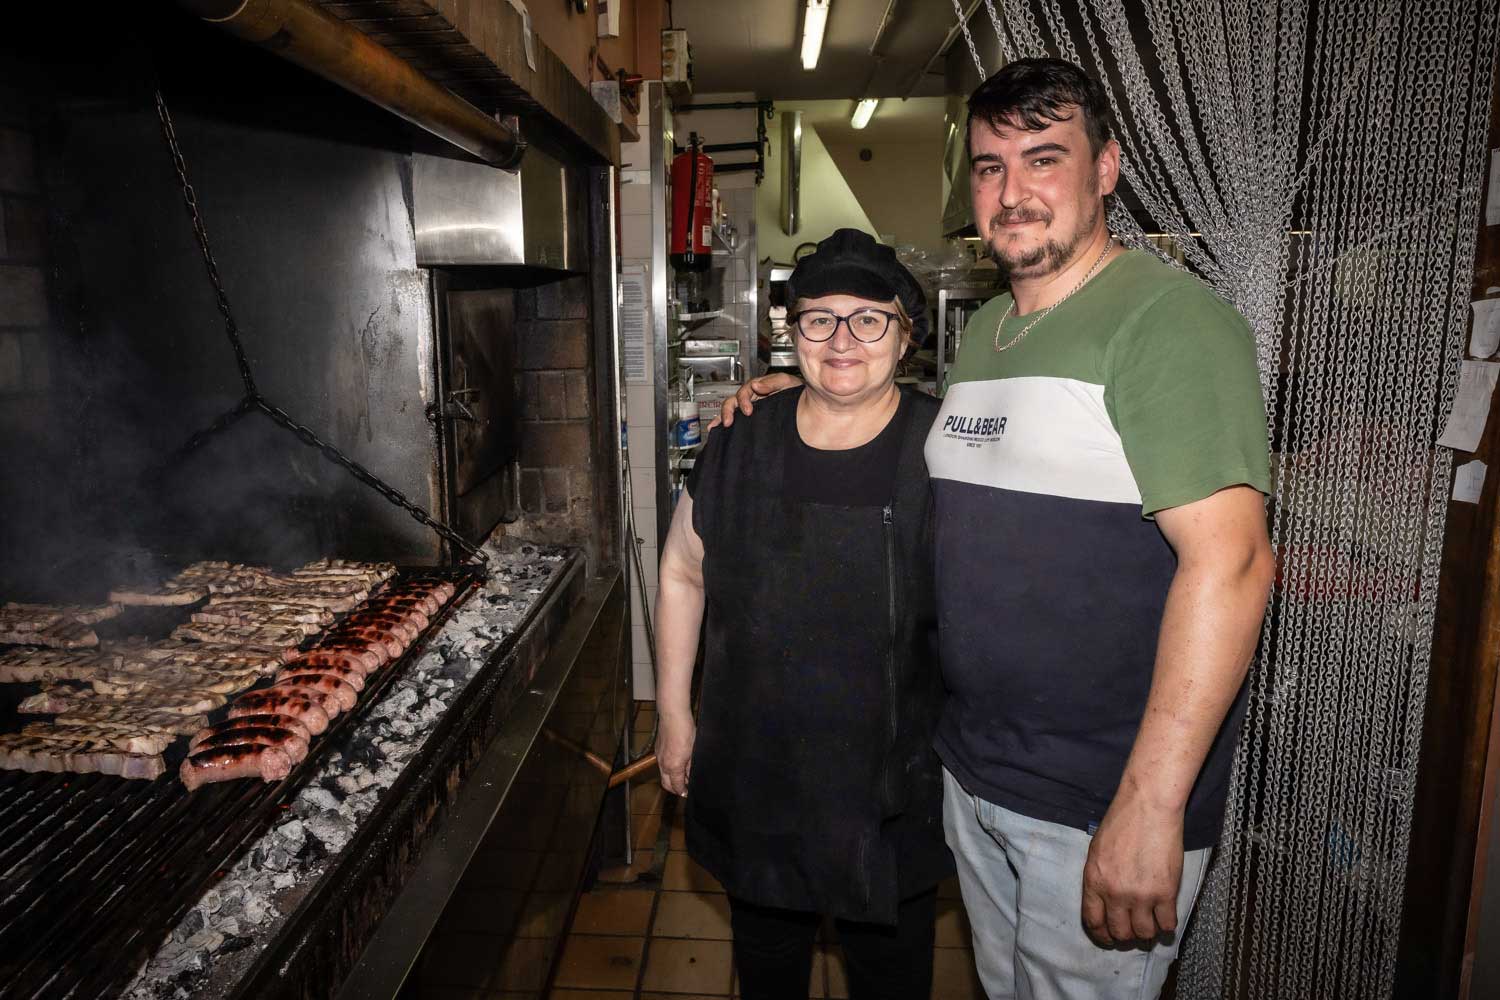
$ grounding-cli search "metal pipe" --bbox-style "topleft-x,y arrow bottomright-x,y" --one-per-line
869,0 -> 900,55
673,100 -> 774,112
178,0 -> 525,168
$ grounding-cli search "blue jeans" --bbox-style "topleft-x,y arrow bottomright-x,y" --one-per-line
942,768 -> 1211,1000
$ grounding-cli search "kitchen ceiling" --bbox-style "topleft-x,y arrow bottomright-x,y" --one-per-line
669,0 -> 961,100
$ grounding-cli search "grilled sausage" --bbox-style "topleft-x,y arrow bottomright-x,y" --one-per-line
326,626 -> 403,660
193,713 -> 311,746
181,744 -> 292,791
285,649 -> 376,678
189,725 -> 309,761
277,661 -> 365,691
338,612 -> 418,643
228,691 -> 330,734
362,600 -> 431,630
308,640 -> 385,671
270,674 -> 357,713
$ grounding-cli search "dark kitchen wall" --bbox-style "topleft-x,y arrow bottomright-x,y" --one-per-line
0,7 -> 448,598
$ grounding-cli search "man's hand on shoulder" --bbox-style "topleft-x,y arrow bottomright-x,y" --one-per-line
712,373 -> 802,429
1081,787 -> 1185,946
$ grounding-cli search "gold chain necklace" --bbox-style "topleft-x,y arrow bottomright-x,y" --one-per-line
992,236 -> 1115,352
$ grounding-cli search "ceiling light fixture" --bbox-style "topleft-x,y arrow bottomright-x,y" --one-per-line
801,0 -> 831,71
851,98 -> 879,129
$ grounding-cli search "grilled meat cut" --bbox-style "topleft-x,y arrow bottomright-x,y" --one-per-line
111,561 -> 268,607
19,685 -> 224,715
0,647 -> 119,684
0,734 -> 165,779
0,607 -> 101,649
3,601 -> 123,626
170,621 -> 302,658
107,585 -> 206,606
54,709 -> 208,736
19,722 -> 173,755
181,744 -> 291,791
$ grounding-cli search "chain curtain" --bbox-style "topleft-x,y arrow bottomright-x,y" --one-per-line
948,1 -> 1500,996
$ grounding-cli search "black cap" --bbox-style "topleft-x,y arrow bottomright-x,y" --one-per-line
786,229 -> 928,341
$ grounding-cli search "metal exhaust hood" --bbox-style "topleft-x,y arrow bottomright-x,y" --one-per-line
412,148 -> 585,270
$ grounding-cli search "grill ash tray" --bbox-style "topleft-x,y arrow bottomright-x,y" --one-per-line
0,566 -> 483,1000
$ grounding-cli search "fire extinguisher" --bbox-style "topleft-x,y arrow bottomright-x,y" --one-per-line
670,132 -> 714,273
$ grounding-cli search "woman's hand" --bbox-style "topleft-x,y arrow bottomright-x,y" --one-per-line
658,711 -> 696,796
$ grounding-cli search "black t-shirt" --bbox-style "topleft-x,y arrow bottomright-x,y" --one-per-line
784,389 -> 911,506
690,388 -> 911,507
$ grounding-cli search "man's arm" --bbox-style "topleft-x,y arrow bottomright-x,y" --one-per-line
1081,484 -> 1274,945
654,493 -> 707,796
714,373 -> 802,428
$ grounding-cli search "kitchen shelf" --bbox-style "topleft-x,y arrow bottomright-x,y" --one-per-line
673,309 -> 723,332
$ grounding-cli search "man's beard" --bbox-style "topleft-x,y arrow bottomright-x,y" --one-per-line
986,200 -> 1102,280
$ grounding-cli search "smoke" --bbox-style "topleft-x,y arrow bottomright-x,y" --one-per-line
0,27 -> 445,600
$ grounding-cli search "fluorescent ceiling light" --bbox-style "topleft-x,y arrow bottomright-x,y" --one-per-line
801,0 -> 831,71
851,98 -> 879,129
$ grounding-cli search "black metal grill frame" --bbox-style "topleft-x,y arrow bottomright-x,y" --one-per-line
0,567 -> 482,1000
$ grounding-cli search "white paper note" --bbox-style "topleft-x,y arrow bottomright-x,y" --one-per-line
1470,298 -> 1500,358
619,264 -> 649,384
507,0 -> 537,71
1454,460 -> 1487,503
1437,359 -> 1500,452
1489,149 -> 1500,227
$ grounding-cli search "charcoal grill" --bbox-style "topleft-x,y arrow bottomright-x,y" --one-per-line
0,566 -> 482,1000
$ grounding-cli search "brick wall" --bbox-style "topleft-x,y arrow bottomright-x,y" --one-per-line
513,274 -> 599,563
0,90 -> 49,397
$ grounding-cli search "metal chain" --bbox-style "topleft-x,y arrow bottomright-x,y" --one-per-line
152,87 -> 487,566
950,0 -> 987,78
153,89 -> 256,398
253,399 -> 487,564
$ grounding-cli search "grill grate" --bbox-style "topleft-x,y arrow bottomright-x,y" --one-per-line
0,568 -> 481,1000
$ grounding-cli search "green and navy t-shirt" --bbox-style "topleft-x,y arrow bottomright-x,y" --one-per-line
926,249 -> 1271,849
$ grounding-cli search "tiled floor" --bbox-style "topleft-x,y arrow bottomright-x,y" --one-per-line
544,704 -> 985,1000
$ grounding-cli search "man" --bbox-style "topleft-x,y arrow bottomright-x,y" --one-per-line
717,58 -> 1273,999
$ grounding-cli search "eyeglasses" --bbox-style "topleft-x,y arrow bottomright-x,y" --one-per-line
790,307 -> 899,343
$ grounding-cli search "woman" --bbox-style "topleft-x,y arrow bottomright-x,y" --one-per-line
654,229 -> 950,1000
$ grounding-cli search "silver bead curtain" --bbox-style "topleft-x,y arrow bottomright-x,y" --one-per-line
947,1 -> 1500,996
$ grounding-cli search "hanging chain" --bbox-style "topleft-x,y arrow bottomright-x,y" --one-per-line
253,398 -> 487,565
154,89 -> 257,398
950,0 -> 987,78
152,88 -> 487,566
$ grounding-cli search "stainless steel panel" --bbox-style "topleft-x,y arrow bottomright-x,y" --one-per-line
651,83 -> 674,548
520,150 -> 586,271
413,152 -> 525,266
414,149 -> 585,271
780,111 -> 802,236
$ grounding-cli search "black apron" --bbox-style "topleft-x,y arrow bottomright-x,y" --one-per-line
685,387 -> 950,925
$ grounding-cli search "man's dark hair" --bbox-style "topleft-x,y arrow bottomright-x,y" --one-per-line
966,58 -> 1114,160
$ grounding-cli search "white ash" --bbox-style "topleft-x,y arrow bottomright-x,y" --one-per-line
124,540 -> 570,1000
